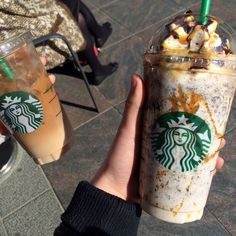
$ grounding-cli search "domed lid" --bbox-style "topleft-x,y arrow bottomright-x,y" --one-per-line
144,11 -> 236,73
148,11 -> 236,56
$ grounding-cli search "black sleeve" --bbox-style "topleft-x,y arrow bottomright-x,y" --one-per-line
54,181 -> 142,236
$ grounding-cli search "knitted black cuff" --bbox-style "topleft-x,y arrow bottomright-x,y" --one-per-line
61,181 -> 141,236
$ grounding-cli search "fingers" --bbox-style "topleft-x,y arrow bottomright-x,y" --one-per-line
214,138 -> 225,173
213,138 -> 225,173
215,156 -> 224,171
39,56 -> 56,84
49,74 -> 56,84
219,138 -> 226,149
40,56 -> 46,66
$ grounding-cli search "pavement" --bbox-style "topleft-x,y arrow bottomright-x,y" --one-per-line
0,0 -> 236,235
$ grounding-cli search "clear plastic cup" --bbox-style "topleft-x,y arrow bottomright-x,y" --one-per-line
0,32 -> 75,164
140,13 -> 236,223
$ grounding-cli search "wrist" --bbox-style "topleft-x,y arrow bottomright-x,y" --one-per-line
91,174 -> 127,201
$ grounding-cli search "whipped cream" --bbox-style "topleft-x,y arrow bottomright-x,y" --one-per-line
161,11 -> 232,55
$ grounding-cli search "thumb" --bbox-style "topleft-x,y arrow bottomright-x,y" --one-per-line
106,73 -> 144,162
118,74 -> 144,138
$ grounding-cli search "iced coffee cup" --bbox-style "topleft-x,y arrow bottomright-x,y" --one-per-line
140,11 -> 236,223
0,32 -> 75,164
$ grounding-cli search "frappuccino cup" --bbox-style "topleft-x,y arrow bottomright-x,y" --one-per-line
140,11 -> 236,223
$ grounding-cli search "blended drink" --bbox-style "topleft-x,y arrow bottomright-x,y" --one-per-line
140,11 -> 236,223
0,32 -> 74,164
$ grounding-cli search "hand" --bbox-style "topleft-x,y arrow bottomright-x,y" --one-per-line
92,74 -> 225,202
92,74 -> 144,201
0,57 -> 55,136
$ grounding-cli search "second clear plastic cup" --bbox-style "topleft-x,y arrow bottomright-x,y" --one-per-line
0,32 -> 75,164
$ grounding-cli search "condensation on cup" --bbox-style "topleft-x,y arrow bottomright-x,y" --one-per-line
0,32 -> 75,164
140,11 -> 236,223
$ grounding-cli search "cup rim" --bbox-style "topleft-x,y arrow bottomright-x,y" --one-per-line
0,31 -> 33,58
144,52 -> 236,74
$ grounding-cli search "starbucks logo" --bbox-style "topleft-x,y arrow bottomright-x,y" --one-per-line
0,91 -> 43,134
151,112 -> 211,172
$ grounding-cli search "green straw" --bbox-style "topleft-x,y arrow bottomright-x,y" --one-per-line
0,58 -> 14,80
199,0 -> 211,25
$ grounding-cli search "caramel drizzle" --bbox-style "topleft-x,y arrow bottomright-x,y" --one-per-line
201,99 -> 222,138
204,142 -> 222,163
167,84 -> 222,137
167,85 -> 202,113
172,198 -> 185,217
171,177 -> 193,217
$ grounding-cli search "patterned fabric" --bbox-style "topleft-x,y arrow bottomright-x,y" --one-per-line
0,0 -> 85,69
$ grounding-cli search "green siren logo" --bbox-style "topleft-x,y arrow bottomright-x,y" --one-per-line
0,91 -> 43,134
151,112 -> 211,172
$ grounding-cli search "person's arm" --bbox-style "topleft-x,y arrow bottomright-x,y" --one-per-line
54,74 -> 144,236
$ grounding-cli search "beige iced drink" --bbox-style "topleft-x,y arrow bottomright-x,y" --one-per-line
0,32 -> 74,164
140,11 -> 236,223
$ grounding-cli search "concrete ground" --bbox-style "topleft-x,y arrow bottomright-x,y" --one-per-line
0,0 -> 236,235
